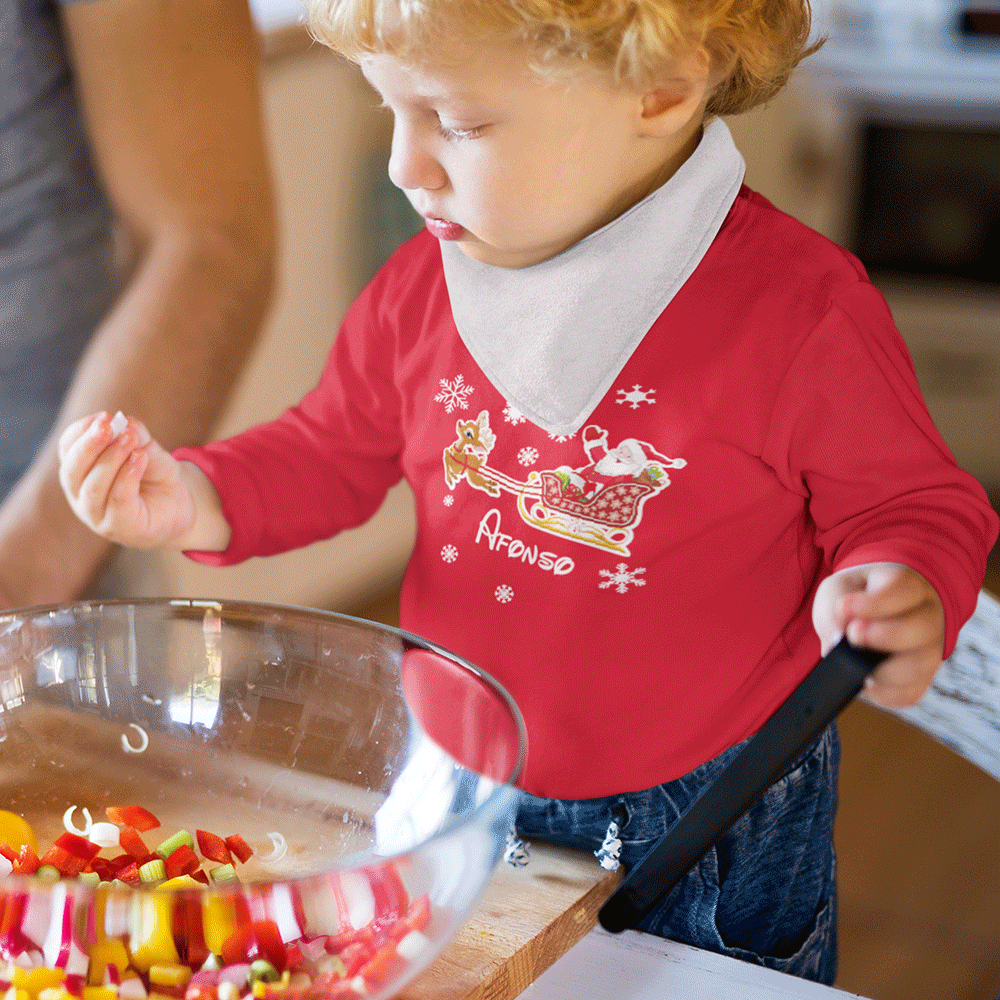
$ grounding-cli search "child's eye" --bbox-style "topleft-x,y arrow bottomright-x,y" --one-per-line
438,122 -> 484,142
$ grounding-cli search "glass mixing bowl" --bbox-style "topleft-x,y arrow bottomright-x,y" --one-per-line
0,599 -> 526,1000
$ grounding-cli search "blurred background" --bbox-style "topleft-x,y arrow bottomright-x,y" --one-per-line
151,1 -> 998,996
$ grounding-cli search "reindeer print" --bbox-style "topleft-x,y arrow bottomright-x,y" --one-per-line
443,410 -> 500,496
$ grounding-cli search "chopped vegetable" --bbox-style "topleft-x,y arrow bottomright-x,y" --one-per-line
0,807 -> 434,998
0,810 -> 38,854
194,832 -> 230,867
105,808 -> 160,834
223,836 -> 253,865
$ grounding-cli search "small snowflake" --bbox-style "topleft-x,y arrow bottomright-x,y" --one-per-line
599,562 -> 647,594
495,584 -> 514,604
547,431 -> 575,443
441,544 -> 458,563
518,446 -> 539,467
443,494 -> 454,507
503,403 -> 526,425
616,384 -> 656,410
434,374 -> 475,413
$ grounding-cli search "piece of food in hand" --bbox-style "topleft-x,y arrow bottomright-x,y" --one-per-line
109,410 -> 129,438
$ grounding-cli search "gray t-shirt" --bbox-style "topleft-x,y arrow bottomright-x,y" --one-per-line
0,0 -> 114,499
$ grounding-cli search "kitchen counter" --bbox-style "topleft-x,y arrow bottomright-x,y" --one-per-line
522,927 -> 873,1000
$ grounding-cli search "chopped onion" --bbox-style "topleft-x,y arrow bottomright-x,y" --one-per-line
63,806 -> 92,837
121,723 -> 148,753
258,831 -> 287,864
109,411 -> 129,438
88,822 -> 120,849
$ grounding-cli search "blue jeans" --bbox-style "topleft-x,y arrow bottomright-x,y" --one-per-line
514,724 -> 840,985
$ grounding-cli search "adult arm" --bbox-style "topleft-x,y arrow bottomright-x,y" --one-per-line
0,0 -> 276,609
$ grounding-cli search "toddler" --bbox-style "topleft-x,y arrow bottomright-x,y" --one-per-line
59,0 -> 998,984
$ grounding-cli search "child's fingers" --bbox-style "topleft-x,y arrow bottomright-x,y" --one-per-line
839,566 -> 931,622
861,646 -> 942,708
62,420 -> 140,523
57,412 -> 108,462
845,597 -> 943,652
58,414 -> 116,499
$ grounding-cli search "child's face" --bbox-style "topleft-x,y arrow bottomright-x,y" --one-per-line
361,38 -> 705,269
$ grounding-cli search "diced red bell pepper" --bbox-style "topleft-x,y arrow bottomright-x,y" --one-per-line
220,919 -> 286,971
283,942 -> 305,971
336,940 -> 374,979
105,806 -> 160,833
16,843 -> 39,874
173,897 -> 210,970
0,842 -> 17,863
324,923 -> 374,956
224,834 -> 253,864
118,827 -> 149,859
189,869 -> 210,886
164,844 -> 201,880
195,830 -> 231,866
389,894 -> 431,941
54,832 -> 101,863
86,857 -> 114,881
115,860 -> 140,884
357,940 -> 404,985
185,988 -> 216,1000
106,854 -> 136,875
40,844 -> 88,876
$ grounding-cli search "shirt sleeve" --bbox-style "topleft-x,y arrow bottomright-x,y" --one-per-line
175,270 -> 406,566
761,279 -> 999,658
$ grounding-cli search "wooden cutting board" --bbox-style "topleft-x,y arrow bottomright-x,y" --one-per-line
399,842 -> 622,1000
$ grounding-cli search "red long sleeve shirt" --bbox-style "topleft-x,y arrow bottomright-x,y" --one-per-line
178,187 -> 998,799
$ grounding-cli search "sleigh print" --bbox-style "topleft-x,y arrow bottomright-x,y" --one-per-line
443,412 -> 685,556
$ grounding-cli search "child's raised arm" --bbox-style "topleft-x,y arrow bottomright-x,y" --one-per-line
58,411 -> 231,554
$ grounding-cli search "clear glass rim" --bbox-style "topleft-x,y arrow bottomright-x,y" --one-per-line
0,596 -> 528,892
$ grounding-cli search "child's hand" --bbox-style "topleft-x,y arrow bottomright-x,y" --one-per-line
812,562 -> 945,708
58,411 -> 196,549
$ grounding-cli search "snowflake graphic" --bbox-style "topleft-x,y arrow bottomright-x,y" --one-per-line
440,544 -> 458,563
503,403 -> 526,425
443,494 -> 454,506
599,563 -> 647,594
518,446 -> 539,467
434,374 -> 475,413
548,431 -> 575,443
616,384 -> 656,410
495,584 -> 514,604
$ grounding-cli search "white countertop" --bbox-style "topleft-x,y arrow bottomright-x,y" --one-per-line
521,927 -> 872,1000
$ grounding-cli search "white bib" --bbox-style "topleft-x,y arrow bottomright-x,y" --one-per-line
440,118 -> 746,435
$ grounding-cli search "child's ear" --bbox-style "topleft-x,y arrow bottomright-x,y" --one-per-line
637,48 -> 712,137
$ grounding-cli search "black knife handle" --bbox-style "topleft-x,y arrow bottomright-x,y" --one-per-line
598,637 -> 888,933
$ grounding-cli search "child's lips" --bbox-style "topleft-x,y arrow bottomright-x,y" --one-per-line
424,216 -> 465,241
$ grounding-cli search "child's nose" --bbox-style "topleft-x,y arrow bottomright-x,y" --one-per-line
388,123 -> 446,191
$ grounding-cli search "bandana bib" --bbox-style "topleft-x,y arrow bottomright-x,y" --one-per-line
440,118 -> 746,435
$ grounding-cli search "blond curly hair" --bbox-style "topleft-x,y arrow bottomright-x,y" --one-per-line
305,0 -> 822,116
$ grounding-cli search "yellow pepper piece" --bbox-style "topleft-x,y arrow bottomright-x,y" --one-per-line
148,964 -> 192,988
129,893 -> 180,972
87,938 -> 131,986
0,810 -> 37,854
37,988 -> 70,1000
11,968 -> 64,993
6,989 -> 30,1000
155,875 -> 203,891
83,988 -> 119,1000
201,894 -> 239,956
